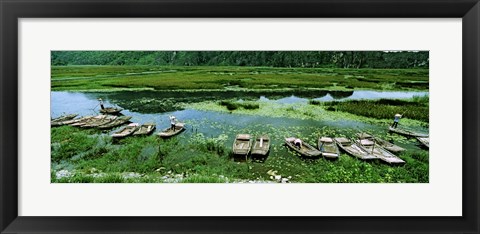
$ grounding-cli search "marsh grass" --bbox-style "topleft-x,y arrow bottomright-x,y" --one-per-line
51,65 -> 428,92
320,96 -> 429,122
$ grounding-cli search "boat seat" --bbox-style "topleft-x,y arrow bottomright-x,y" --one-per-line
320,137 -> 333,143
360,139 -> 374,146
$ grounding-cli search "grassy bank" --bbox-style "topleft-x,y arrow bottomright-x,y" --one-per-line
51,125 -> 429,183
51,65 -> 428,92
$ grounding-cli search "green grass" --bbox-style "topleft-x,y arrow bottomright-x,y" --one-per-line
51,125 -> 429,183
219,100 -> 260,111
319,95 -> 429,122
51,65 -> 429,92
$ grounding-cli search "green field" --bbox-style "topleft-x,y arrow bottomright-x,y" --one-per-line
51,65 -> 429,92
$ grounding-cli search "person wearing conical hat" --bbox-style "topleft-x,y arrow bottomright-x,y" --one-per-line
391,113 -> 402,128
169,115 -> 177,130
98,98 -> 105,110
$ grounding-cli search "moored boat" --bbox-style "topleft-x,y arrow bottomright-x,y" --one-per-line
157,122 -> 185,138
99,107 -> 123,115
251,135 -> 270,156
356,138 -> 405,164
334,137 -> 377,160
232,134 -> 252,157
81,115 -> 117,128
132,123 -> 156,136
357,132 -> 405,153
317,137 -> 340,159
71,115 -> 106,127
285,137 -> 322,158
388,126 -> 428,137
51,114 -> 78,126
111,123 -> 139,138
97,116 -> 132,130
416,137 -> 429,148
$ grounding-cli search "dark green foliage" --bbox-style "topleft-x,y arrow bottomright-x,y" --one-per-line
52,51 -> 429,69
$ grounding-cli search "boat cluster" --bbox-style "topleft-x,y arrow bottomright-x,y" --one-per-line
233,128 -> 429,165
51,113 -> 186,139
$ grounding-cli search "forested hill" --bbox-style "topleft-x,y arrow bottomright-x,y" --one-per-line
51,51 -> 429,69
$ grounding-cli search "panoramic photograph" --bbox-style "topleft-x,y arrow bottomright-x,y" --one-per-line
51,51 -> 429,183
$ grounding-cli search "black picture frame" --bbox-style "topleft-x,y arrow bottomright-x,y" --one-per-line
1,0 -> 479,233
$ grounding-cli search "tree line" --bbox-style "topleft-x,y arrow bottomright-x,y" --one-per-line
51,51 -> 429,69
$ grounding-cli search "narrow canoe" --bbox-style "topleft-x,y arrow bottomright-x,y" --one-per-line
97,116 -> 132,130
132,123 -> 156,136
100,107 -> 123,115
157,122 -> 185,138
51,114 -> 78,126
356,138 -> 405,164
111,123 -> 139,138
81,115 -> 117,128
61,116 -> 93,126
334,137 -> 377,160
285,137 -> 322,158
317,137 -> 340,159
70,115 -> 106,127
356,132 -> 405,153
416,137 -> 430,148
388,126 -> 428,137
233,134 -> 252,156
251,135 -> 270,156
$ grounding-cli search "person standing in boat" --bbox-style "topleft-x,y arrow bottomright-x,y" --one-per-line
294,138 -> 302,149
98,98 -> 105,110
391,113 -> 402,128
169,115 -> 177,130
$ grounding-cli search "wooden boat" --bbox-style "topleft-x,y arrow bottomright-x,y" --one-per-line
356,133 -> 405,153
416,137 -> 430,148
157,122 -> 185,138
132,123 -> 156,136
97,116 -> 132,130
285,137 -> 322,158
356,138 -> 405,164
317,137 -> 340,159
51,114 -> 78,126
232,134 -> 252,156
388,126 -> 428,137
71,115 -> 106,127
251,135 -> 270,156
81,115 -> 117,128
99,107 -> 123,115
61,116 -> 93,126
334,137 -> 377,160
111,123 -> 139,138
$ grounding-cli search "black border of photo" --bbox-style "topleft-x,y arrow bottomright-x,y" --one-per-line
1,0 -> 478,233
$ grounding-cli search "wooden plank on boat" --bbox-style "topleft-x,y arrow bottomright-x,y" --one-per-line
416,137 -> 429,148
285,137 -> 321,158
233,134 -> 252,156
356,139 -> 405,164
317,136 -> 340,159
356,132 -> 405,153
334,137 -> 377,160
97,116 -> 132,130
251,135 -> 270,156
51,114 -> 79,126
81,115 -> 117,128
388,126 -> 428,137
132,123 -> 156,136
